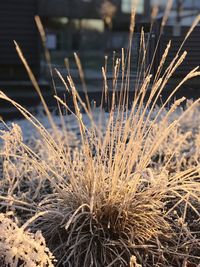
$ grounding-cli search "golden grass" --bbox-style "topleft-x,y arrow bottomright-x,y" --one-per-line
0,4 -> 200,267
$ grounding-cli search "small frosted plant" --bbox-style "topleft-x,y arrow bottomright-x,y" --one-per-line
0,213 -> 55,267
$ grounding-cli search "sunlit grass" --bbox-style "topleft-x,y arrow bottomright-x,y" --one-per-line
0,4 -> 200,267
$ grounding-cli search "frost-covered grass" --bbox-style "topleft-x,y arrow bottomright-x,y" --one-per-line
0,7 -> 200,267
0,212 -> 55,267
0,101 -> 200,266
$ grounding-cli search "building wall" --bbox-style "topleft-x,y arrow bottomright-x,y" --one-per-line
0,0 -> 39,80
38,0 -> 103,18
158,25 -> 200,77
38,0 -> 150,22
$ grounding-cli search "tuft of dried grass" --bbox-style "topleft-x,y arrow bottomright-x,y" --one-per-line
0,4 -> 200,267
31,101 -> 200,266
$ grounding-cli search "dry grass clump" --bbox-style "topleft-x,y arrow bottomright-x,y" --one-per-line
0,122 -> 53,222
31,99 -> 200,266
1,101 -> 200,266
148,102 -> 200,174
1,95 -> 200,266
0,5 -> 200,267
0,119 -> 79,217
0,212 -> 55,267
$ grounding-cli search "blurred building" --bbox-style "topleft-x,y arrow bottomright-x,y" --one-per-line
0,0 -> 43,118
0,0 -> 199,80
154,0 -> 200,78
38,0 -> 150,52
0,0 -> 150,118
0,0 -> 200,118
0,0 -> 39,81
0,0 -> 151,79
